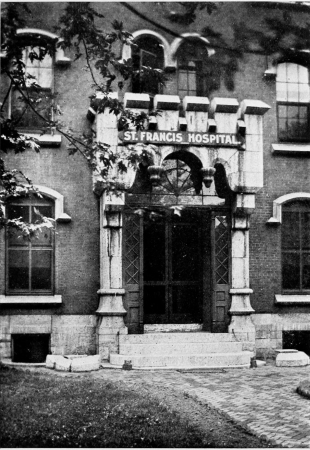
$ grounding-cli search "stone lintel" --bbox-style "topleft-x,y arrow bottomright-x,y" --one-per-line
154,94 -> 180,110
0,295 -> 62,304
275,294 -> 310,304
96,91 -> 118,100
272,143 -> 310,155
230,289 -> 253,295
20,133 -> 62,147
183,96 -> 209,112
210,97 -> 239,114
124,92 -> 150,110
97,289 -> 126,295
240,99 -> 271,116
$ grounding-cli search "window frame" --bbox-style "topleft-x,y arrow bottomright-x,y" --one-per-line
176,40 -> 209,98
276,62 -> 310,143
10,39 -> 55,133
281,200 -> 310,294
6,196 -> 55,296
131,35 -> 164,97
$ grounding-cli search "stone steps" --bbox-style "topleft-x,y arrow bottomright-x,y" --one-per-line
119,341 -> 243,355
110,332 -> 252,369
119,332 -> 236,345
110,351 -> 252,369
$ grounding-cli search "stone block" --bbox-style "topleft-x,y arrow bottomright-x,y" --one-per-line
10,315 -> 51,334
0,316 -> 10,337
46,354 -> 63,369
55,356 -> 72,372
71,355 -> 101,372
276,350 -> 309,367
0,341 -> 11,358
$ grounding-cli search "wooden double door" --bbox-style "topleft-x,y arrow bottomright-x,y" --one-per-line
123,208 -> 230,333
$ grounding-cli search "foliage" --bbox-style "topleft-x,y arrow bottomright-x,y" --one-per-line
1,1 -> 309,233
0,2 -> 165,234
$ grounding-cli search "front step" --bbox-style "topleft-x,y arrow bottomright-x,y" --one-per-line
110,351 -> 252,369
110,333 -> 252,369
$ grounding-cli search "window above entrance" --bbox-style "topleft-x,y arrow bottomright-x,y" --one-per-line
132,35 -> 164,97
176,39 -> 211,98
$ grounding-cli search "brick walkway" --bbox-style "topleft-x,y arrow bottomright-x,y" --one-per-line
95,363 -> 310,448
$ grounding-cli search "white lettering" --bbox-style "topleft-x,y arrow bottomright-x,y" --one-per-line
195,134 -> 202,143
152,132 -> 159,142
176,133 -> 182,143
188,133 -> 195,143
140,131 -> 146,140
160,132 -> 166,141
225,135 -> 232,145
166,132 -> 173,142
131,131 -> 137,140
209,135 -> 216,144
146,132 -> 152,141
124,131 -> 131,141
232,135 -> 239,145
203,134 -> 210,144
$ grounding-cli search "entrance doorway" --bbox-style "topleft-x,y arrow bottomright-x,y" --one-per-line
143,209 -> 205,324
123,207 -> 231,333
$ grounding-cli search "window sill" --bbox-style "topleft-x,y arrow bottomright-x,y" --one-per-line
0,295 -> 62,305
19,132 -> 62,147
275,294 -> 310,305
271,143 -> 310,155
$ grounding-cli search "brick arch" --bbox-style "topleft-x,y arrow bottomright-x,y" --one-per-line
121,29 -> 172,68
268,192 -> 310,224
170,33 -> 215,64
16,28 -> 70,65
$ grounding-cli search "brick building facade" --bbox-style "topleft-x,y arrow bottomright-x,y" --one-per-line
1,2 -> 310,367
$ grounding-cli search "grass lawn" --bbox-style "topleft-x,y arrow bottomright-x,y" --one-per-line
0,365 -> 273,448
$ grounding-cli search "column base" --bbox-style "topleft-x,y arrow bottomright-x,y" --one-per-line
229,290 -> 256,353
96,289 -> 128,359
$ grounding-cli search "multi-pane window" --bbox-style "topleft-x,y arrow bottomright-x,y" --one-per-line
132,35 -> 164,96
276,63 -> 310,142
177,40 -> 209,98
282,201 -> 310,292
11,46 -> 54,130
6,197 -> 54,294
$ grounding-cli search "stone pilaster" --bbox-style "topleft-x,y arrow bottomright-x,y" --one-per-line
96,190 -> 128,360
229,193 -> 256,352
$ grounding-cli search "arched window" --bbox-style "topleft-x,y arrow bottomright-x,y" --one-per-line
282,200 -> 310,292
176,39 -> 210,98
276,62 -> 310,142
132,35 -> 164,96
6,195 -> 54,294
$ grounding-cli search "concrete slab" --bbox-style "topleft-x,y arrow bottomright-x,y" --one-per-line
276,351 -> 309,367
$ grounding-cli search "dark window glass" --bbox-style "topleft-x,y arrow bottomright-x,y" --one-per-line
7,198 -> 54,294
143,223 -> 165,281
177,40 -> 210,98
276,63 -> 310,142
282,201 -> 310,292
132,36 -> 164,96
172,285 -> 199,315
144,285 -> 166,315
171,224 -> 199,281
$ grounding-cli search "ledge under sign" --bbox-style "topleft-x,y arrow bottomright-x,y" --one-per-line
120,130 -> 244,147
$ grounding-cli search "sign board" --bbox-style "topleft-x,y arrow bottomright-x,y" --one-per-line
120,130 -> 244,147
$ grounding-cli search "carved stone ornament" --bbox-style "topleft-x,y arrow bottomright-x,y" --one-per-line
201,167 -> 216,188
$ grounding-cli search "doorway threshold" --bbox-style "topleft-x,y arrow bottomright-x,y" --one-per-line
144,324 -> 203,333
